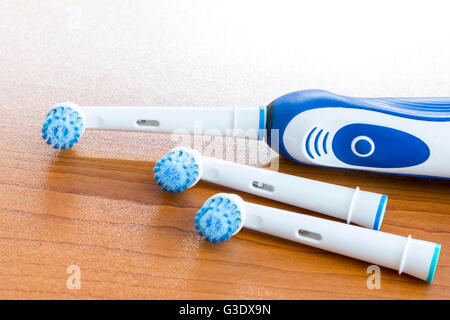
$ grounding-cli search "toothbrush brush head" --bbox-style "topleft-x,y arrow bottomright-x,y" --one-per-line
42,102 -> 85,150
153,147 -> 202,193
194,193 -> 245,243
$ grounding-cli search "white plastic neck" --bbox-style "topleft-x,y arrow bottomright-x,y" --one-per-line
200,156 -> 385,229
80,106 -> 263,139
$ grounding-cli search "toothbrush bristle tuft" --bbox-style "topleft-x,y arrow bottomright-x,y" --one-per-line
194,196 -> 242,243
153,149 -> 199,192
42,105 -> 84,150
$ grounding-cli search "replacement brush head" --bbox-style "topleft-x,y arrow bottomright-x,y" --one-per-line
153,147 -> 203,193
42,102 -> 85,150
194,193 -> 245,243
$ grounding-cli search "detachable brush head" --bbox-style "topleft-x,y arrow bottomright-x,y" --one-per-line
153,147 -> 203,193
194,193 -> 245,243
42,102 -> 85,150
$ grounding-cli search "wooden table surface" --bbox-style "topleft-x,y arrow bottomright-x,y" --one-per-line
0,1 -> 449,299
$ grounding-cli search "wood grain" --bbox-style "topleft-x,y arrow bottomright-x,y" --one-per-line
0,1 -> 449,299
0,113 -> 449,299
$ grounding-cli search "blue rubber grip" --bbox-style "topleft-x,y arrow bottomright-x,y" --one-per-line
266,89 -> 450,171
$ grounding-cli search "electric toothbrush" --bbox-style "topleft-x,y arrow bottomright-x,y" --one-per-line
42,90 -> 450,177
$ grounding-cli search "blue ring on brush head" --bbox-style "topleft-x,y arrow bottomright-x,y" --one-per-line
42,102 -> 85,150
373,195 -> 388,231
153,148 -> 202,193
194,194 -> 245,243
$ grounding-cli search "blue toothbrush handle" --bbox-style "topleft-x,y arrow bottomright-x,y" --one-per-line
266,90 -> 450,178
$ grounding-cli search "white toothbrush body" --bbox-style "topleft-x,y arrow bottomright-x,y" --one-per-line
267,91 -> 450,179
282,107 -> 450,178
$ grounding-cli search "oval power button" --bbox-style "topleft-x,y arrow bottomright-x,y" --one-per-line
351,136 -> 375,157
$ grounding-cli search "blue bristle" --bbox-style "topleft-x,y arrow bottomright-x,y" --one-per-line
42,105 -> 84,150
153,150 -> 199,193
194,196 -> 242,243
